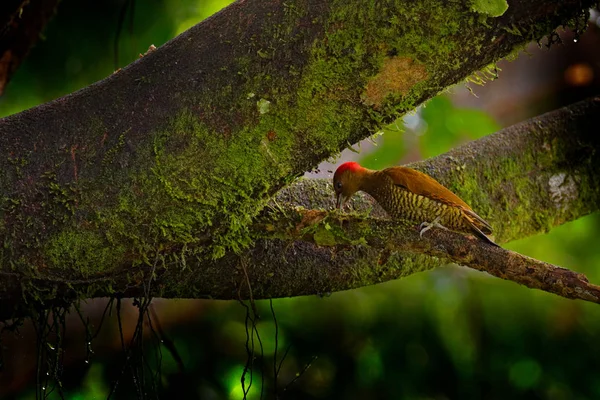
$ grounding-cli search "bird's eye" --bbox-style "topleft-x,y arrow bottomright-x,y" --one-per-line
336,181 -> 342,189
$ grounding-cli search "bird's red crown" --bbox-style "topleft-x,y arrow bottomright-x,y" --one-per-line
334,161 -> 363,176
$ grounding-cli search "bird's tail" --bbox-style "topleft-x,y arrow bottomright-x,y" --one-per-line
463,209 -> 499,247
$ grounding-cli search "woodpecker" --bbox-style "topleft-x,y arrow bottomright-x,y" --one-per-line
333,161 -> 498,246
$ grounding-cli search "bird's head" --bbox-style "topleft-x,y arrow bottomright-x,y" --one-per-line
333,161 -> 365,209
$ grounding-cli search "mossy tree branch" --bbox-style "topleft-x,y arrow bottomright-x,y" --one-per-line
253,209 -> 600,304
0,0 -> 599,317
1,98 -> 599,319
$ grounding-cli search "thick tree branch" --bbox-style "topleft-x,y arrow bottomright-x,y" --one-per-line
1,98 -> 598,319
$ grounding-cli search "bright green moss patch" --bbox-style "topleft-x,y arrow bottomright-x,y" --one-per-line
46,229 -> 125,276
470,0 -> 508,17
272,0 -> 468,163
313,226 -> 337,246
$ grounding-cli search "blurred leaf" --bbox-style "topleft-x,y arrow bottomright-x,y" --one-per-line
81,364 -> 108,400
419,95 -> 500,158
174,0 -> 233,35
225,364 -> 261,400
356,341 -> 383,386
509,358 -> 542,389
359,122 -> 406,169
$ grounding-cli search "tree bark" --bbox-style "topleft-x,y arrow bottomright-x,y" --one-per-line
0,0 -> 598,318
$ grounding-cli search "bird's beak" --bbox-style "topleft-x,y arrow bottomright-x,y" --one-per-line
336,193 -> 345,210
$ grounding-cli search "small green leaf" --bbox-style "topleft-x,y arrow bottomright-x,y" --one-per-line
313,228 -> 336,246
470,0 -> 508,17
257,98 -> 271,114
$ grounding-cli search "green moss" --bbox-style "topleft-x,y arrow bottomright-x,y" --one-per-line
312,226 -> 337,246
426,127 -> 586,245
79,107 -> 302,262
257,1 -> 476,167
470,0 -> 508,17
46,229 -> 125,276
257,98 -> 271,114
102,131 -> 127,166
347,249 -> 437,288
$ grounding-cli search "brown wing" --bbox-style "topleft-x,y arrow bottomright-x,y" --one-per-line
382,166 -> 495,237
381,166 -> 472,210
380,166 -> 496,242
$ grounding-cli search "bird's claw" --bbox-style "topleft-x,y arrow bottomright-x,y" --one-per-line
419,216 -> 448,237
419,223 -> 432,237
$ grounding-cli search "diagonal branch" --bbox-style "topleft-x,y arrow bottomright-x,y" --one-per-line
256,209 -> 600,303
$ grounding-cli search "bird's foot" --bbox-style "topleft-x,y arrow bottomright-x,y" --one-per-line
419,216 -> 449,237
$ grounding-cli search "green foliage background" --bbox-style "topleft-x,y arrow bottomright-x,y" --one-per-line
2,0 -> 600,399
